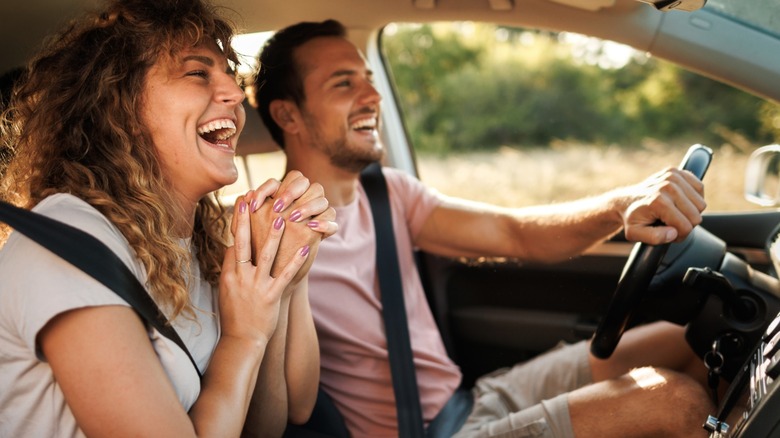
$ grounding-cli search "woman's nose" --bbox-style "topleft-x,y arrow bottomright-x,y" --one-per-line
216,73 -> 245,106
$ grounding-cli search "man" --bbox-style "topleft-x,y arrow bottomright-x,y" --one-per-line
253,20 -> 714,438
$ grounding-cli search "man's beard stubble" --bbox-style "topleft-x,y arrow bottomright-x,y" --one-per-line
317,131 -> 385,174
329,144 -> 384,173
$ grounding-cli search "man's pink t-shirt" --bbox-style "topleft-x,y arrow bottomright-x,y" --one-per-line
308,167 -> 462,437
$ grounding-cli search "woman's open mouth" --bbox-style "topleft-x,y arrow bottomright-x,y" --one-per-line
197,118 -> 237,150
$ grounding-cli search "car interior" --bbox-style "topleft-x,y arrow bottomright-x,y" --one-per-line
3,0 -> 780,436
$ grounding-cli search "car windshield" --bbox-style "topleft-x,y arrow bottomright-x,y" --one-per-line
378,17 -> 780,213
222,0 -> 780,213
706,0 -> 780,38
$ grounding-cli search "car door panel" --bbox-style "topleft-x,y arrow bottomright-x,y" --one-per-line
421,210 -> 779,384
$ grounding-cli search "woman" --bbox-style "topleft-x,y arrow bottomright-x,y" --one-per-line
0,0 -> 335,436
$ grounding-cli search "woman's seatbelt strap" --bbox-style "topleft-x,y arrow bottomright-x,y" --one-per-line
0,200 -> 202,378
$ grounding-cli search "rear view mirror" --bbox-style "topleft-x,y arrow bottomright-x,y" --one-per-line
636,0 -> 706,12
745,144 -> 780,207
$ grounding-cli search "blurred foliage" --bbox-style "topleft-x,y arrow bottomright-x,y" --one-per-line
380,23 -> 780,154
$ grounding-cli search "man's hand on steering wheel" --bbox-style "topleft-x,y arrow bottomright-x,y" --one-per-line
620,166 -> 707,246
591,144 -> 713,359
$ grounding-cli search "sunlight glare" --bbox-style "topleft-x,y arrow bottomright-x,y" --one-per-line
560,32 -> 641,69
629,367 -> 667,389
232,31 -> 274,76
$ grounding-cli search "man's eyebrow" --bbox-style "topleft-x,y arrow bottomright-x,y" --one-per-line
329,68 -> 374,79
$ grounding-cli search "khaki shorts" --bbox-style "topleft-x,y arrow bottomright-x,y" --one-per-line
454,341 -> 591,438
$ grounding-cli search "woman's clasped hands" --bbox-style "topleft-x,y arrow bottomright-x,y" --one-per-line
222,170 -> 337,343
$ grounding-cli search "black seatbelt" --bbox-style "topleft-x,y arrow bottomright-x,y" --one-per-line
0,199 -> 202,377
360,162 -> 425,437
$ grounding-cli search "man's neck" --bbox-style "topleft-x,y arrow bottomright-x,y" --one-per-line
285,157 -> 360,207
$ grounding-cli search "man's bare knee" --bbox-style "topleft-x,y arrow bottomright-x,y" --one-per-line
570,367 -> 713,438
634,368 -> 714,437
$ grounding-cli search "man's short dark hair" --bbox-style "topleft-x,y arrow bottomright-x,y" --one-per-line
254,19 -> 346,148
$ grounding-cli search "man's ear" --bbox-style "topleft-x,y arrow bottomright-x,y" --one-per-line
269,100 -> 299,134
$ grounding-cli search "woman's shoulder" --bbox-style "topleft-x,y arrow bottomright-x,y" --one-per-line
34,193 -> 110,229
0,194 -> 141,355
32,193 -> 134,256
5,193 -> 143,283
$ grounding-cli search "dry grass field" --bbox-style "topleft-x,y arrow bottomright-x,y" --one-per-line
228,142 -> 768,213
416,143 -> 764,213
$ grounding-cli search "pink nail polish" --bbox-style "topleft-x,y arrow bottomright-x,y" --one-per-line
250,199 -> 259,212
300,245 -> 310,257
307,221 -> 319,228
290,210 -> 302,222
239,201 -> 247,213
274,216 -> 284,230
273,199 -> 284,213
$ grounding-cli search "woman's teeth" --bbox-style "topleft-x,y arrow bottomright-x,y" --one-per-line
198,119 -> 236,143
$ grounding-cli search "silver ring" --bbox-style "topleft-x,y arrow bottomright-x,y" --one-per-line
236,259 -> 252,264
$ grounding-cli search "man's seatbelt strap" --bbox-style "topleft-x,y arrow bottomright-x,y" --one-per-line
360,162 -> 425,437
0,200 -> 202,378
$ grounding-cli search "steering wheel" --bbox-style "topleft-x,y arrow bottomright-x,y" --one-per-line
590,144 -> 713,359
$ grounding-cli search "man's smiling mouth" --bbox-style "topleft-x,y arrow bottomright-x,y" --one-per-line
350,117 -> 376,132
197,119 -> 237,147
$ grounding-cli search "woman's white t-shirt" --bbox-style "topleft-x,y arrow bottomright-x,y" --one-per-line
0,194 -> 219,437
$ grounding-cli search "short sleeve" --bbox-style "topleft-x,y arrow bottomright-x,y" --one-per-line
0,194 -> 143,358
382,167 -> 443,240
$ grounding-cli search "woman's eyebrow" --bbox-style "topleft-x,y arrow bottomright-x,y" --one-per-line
183,53 -> 235,75
182,54 -> 215,66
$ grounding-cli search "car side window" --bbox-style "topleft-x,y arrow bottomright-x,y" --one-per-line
379,22 -> 780,212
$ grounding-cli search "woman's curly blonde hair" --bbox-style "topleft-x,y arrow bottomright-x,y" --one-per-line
0,0 -> 241,319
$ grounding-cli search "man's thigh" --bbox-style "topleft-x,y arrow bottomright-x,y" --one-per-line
455,341 -> 591,438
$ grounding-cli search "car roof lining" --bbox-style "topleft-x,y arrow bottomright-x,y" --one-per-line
2,0 -> 777,105
0,0 -> 643,74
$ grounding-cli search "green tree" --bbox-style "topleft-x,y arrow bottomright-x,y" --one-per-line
381,24 -> 481,130
382,22 -> 780,153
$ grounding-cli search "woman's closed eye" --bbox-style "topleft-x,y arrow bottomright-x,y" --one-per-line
186,70 -> 209,79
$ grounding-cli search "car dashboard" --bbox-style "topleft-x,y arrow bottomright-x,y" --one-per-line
704,232 -> 780,437
708,310 -> 780,437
